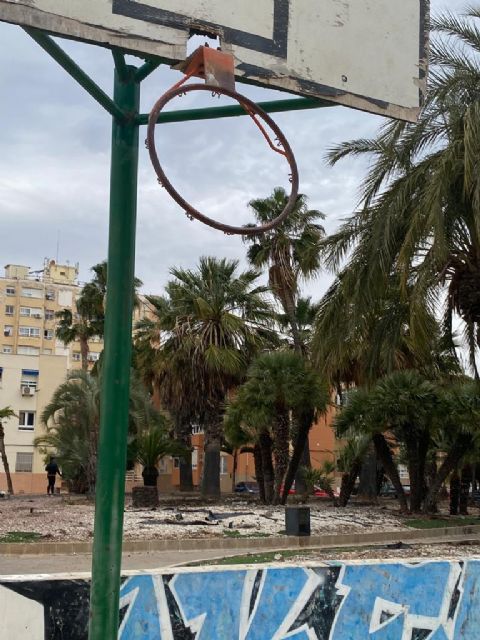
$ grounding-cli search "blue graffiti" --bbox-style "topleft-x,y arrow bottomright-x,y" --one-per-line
114,562 -> 480,639
171,570 -> 247,638
453,560 -> 480,637
331,561 -> 455,639
5,559 -> 480,639
119,575 -> 162,639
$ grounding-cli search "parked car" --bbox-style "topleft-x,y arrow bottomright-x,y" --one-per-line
283,483 -> 338,498
234,481 -> 259,494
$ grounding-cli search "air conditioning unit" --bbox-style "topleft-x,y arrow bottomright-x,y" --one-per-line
21,386 -> 33,396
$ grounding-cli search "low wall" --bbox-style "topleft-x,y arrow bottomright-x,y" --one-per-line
1,559 -> 479,638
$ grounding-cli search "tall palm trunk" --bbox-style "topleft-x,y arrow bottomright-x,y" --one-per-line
231,449 -> 238,493
405,428 -> 429,513
460,464 -> 472,516
339,459 -> 362,507
273,412 -> 290,504
0,425 -> 14,495
253,444 -> 266,503
202,411 -> 222,497
281,409 -> 313,504
259,431 -> 274,504
423,435 -> 471,513
80,335 -> 89,371
177,420 -> 193,492
372,434 -> 408,512
86,421 -> 98,495
450,470 -> 460,515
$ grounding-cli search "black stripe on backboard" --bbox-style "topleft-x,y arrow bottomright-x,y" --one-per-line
112,0 -> 289,59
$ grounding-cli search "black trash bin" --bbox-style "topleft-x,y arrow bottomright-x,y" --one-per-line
285,506 -> 311,536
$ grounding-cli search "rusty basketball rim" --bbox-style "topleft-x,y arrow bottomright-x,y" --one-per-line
146,82 -> 299,236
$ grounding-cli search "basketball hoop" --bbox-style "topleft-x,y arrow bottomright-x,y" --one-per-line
146,46 -> 299,236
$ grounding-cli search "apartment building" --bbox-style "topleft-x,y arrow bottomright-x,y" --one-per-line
0,259 -> 154,494
0,353 -> 68,493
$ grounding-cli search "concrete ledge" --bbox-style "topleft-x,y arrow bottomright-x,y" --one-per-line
1,524 -> 479,556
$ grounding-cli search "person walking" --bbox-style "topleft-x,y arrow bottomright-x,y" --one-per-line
45,457 -> 62,496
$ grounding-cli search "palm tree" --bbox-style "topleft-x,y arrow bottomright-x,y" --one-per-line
336,433 -> 371,507
36,370 -> 100,492
35,370 -> 150,493
321,6 -> 480,375
224,351 -> 329,504
245,188 -> 325,353
0,407 -> 16,495
135,257 -> 277,497
245,189 -> 325,485
56,261 -> 142,370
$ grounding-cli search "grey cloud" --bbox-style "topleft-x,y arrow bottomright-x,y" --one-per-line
0,0 -> 467,299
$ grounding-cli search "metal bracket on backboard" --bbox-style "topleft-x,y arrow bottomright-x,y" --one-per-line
175,45 -> 235,91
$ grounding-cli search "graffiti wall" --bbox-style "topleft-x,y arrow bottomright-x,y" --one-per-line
1,560 -> 479,639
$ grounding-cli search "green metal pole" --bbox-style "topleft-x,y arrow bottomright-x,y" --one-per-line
88,67 -> 140,640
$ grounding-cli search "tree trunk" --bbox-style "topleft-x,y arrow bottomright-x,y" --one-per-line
460,464 -> 472,516
202,440 -> 221,498
259,431 -> 274,504
405,429 -> 429,513
272,412 -> 290,504
253,444 -> 266,503
0,426 -> 14,495
450,471 -> 460,515
80,336 -> 89,371
372,434 -> 408,513
356,449 -> 377,500
423,437 -> 471,513
86,420 -> 98,496
177,421 -> 193,492
281,409 -> 314,504
201,410 -> 223,498
339,459 -> 362,507
231,449 -> 238,493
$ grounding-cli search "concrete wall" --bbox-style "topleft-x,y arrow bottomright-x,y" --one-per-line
1,559 -> 479,638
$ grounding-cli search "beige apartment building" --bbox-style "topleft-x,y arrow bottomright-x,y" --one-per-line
0,259 -> 154,494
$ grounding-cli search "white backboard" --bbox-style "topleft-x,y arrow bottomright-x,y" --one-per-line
0,0 -> 428,121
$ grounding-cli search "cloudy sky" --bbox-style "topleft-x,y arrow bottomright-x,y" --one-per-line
0,0 -> 467,299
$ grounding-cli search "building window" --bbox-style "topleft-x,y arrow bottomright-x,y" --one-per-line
5,305 -> 14,316
44,329 -> 54,340
21,287 -> 43,299
192,449 -> 198,469
220,456 -> 228,475
21,370 -> 39,390
19,326 -> 41,338
2,345 -> 12,354
45,309 -> 55,321
6,287 -> 15,296
17,346 -> 40,356
4,325 -> 13,337
72,352 -> 81,362
15,452 -> 33,472
45,290 -> 55,301
87,352 -> 100,362
0,367 -> 3,385
43,349 -> 53,355
19,411 -> 35,430
20,307 -> 42,318
173,457 -> 180,469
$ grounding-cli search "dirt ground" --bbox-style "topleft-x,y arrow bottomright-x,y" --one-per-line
0,494 -> 412,542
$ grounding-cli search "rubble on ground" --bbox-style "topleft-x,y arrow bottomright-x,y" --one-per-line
0,495 -> 410,542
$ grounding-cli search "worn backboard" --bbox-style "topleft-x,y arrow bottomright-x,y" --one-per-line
0,1 -> 428,121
